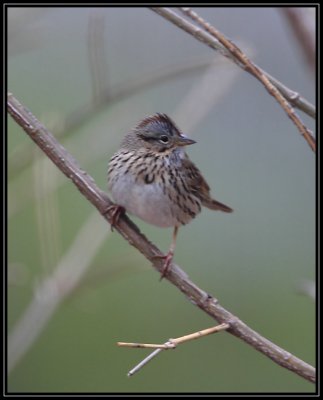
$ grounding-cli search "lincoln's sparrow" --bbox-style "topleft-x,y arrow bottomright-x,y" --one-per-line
107,113 -> 233,278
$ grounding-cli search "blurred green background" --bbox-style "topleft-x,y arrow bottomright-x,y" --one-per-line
7,7 -> 315,393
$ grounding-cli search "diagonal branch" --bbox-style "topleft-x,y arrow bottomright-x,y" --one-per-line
7,93 -> 315,384
178,7 -> 315,152
150,7 -> 316,123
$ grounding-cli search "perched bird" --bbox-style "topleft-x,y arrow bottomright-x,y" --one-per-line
107,113 -> 233,278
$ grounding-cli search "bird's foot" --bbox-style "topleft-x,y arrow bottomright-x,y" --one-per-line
103,204 -> 125,231
153,251 -> 174,281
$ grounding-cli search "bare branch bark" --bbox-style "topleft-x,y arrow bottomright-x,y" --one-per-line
7,93 -> 315,384
178,7 -> 315,152
150,7 -> 316,121
119,324 -> 230,377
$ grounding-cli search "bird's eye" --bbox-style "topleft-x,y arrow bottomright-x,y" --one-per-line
160,135 -> 169,143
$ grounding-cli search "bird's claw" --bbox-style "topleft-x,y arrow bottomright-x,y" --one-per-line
153,251 -> 174,281
103,204 -> 125,231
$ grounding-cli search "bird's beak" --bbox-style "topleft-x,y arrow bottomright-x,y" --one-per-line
176,134 -> 196,146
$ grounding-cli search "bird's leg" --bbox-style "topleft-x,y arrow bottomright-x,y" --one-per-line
103,204 -> 125,231
154,226 -> 179,280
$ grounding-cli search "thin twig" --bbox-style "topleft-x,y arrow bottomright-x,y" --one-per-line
120,324 -> 230,376
118,324 -> 230,350
177,7 -> 315,152
281,8 -> 315,74
150,7 -> 315,121
127,349 -> 163,377
7,94 -> 316,384
118,343 -> 170,349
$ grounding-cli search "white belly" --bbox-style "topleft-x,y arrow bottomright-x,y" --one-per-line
110,174 -> 178,228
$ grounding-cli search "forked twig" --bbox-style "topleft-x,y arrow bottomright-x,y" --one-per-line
118,324 -> 230,376
7,94 -> 315,383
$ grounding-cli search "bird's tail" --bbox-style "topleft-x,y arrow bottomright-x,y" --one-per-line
203,198 -> 233,213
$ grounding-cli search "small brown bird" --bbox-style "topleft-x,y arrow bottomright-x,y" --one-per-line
107,113 -> 233,278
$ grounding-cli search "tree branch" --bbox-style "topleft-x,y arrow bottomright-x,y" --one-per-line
281,8 -> 315,74
119,324 -> 230,377
150,7 -> 316,121
7,93 -> 315,384
177,7 -> 315,152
